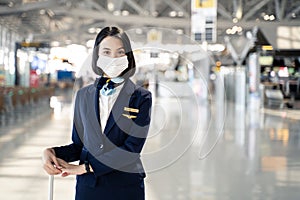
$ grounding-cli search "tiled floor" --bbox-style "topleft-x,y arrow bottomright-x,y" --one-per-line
1,87 -> 300,200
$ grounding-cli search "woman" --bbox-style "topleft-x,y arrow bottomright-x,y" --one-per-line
43,26 -> 152,200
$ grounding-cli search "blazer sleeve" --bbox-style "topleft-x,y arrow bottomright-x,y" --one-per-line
53,124 -> 83,162
53,91 -> 84,162
88,90 -> 152,177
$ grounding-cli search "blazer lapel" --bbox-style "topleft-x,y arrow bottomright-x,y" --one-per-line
86,85 -> 103,135
103,80 -> 135,136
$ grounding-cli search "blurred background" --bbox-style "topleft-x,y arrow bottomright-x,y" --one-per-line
0,0 -> 300,199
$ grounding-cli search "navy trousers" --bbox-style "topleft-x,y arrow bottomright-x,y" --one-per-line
75,180 -> 145,200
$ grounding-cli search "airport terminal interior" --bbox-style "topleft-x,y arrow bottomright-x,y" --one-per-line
1,0 -> 300,199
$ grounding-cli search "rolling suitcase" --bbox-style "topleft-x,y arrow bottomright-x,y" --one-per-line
48,175 -> 54,200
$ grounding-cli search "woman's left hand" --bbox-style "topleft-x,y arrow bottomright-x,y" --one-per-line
57,158 -> 85,177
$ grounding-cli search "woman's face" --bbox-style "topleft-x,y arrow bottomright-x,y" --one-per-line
98,36 -> 126,58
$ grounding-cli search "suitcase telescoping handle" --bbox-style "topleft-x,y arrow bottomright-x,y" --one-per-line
48,175 -> 54,200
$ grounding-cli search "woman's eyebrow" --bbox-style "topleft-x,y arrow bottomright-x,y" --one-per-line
101,47 -> 124,50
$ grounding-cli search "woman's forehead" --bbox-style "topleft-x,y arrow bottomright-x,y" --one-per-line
99,36 -> 124,49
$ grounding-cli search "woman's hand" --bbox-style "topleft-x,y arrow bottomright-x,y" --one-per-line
42,148 -> 62,175
57,158 -> 86,177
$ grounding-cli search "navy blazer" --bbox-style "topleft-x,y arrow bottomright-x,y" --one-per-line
54,79 -> 152,188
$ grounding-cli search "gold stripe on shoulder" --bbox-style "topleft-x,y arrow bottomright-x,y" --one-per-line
122,114 -> 137,119
124,107 -> 139,113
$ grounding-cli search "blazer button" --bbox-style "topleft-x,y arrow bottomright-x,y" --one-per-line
99,144 -> 104,149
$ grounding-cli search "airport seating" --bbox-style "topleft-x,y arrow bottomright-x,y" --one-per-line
0,86 -> 54,126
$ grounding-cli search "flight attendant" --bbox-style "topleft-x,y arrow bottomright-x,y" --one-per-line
42,26 -> 152,200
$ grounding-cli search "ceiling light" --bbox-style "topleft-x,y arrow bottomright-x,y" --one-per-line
122,10 -> 129,16
108,2 -> 114,11
246,31 -> 253,39
232,18 -> 238,23
263,15 -> 270,20
232,26 -> 238,32
88,27 -> 96,34
177,11 -> 184,17
152,11 -> 158,17
169,11 -> 177,17
236,8 -> 242,20
86,40 -> 95,48
237,26 -> 243,32
269,15 -> 275,21
39,9 -> 46,15
51,41 -> 60,47
143,10 -> 150,15
113,10 -> 121,16
176,29 -> 183,35
226,29 -> 232,34
8,2 -> 14,7
65,40 -> 72,45
135,28 -> 143,34
208,44 -> 225,52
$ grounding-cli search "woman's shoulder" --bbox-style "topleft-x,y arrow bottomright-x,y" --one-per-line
133,84 -> 152,100
77,84 -> 95,94
74,84 -> 95,100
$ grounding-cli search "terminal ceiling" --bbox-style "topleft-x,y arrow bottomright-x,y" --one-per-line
0,0 -> 299,46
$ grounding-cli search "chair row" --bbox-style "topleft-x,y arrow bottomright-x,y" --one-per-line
0,86 -> 55,124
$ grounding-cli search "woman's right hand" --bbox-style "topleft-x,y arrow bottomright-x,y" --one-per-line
42,148 -> 62,175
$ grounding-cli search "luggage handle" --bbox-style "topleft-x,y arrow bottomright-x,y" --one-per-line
48,175 -> 54,200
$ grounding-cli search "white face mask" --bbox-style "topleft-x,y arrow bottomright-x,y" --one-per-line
97,55 -> 128,78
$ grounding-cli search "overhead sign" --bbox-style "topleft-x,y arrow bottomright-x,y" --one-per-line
16,42 -> 50,52
194,0 -> 216,8
191,0 -> 217,42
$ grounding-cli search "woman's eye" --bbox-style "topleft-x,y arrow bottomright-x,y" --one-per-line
118,50 -> 125,55
102,51 -> 110,55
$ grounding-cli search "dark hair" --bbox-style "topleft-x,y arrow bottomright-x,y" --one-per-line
92,26 -> 136,79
